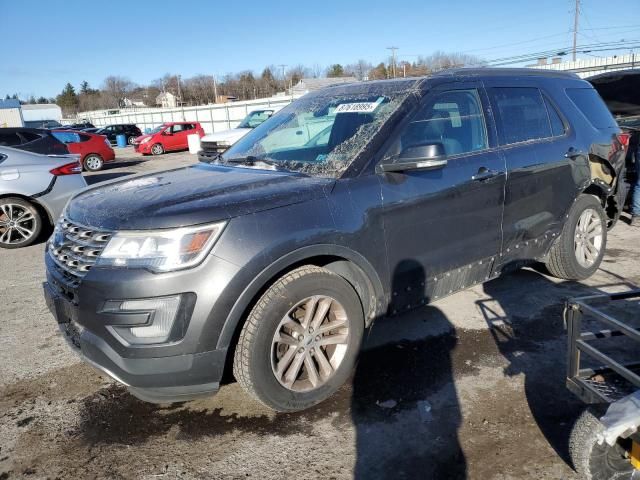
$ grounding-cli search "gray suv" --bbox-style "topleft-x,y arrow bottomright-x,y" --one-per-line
43,69 -> 628,411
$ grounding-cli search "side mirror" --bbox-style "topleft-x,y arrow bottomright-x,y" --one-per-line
378,142 -> 448,173
163,130 -> 172,136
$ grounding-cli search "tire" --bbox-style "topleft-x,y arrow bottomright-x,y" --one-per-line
545,195 -> 607,280
0,197 -> 43,249
233,265 -> 364,412
127,136 -> 136,145
151,143 -> 164,156
570,407 -> 636,480
83,154 -> 104,172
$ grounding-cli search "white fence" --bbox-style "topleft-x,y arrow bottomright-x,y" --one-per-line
531,54 -> 640,79
80,95 -> 300,135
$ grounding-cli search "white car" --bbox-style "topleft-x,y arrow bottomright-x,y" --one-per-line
198,109 -> 280,162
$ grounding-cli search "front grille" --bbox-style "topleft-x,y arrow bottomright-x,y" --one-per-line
200,140 -> 230,154
48,218 -> 112,280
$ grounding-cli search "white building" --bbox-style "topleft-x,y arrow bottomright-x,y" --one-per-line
0,99 -> 23,127
156,91 -> 178,108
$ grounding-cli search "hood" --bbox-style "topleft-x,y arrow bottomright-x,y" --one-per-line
589,70 -> 640,117
201,128 -> 251,144
134,134 -> 152,143
67,164 -> 333,230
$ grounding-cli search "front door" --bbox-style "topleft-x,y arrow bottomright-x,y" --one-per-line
377,83 -> 506,309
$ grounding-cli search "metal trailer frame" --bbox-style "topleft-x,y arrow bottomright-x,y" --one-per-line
565,289 -> 640,405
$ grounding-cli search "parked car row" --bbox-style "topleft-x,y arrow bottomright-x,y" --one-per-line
40,68 -> 633,414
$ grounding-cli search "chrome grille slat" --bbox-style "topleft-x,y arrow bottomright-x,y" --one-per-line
48,218 -> 112,280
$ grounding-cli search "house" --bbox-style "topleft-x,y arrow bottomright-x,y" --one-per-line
156,91 -> 178,108
122,97 -> 147,108
288,77 -> 359,96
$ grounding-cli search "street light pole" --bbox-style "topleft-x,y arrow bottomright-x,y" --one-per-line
572,0 -> 580,62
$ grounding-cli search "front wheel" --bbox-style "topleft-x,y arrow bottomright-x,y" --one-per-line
545,195 -> 607,280
127,136 -> 136,145
570,407 -> 637,480
233,265 -> 364,412
151,143 -> 164,155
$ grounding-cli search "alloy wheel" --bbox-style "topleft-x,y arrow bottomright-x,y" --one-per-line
84,155 -> 103,171
0,203 -> 37,245
574,208 -> 603,268
271,295 -> 350,392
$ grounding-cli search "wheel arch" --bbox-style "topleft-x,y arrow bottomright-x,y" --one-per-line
581,181 -> 618,228
216,244 -> 386,354
0,192 -> 53,226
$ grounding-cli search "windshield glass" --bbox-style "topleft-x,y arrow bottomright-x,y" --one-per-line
237,110 -> 274,128
149,124 -> 167,134
222,81 -> 419,177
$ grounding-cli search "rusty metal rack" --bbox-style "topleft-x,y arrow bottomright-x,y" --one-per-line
565,289 -> 640,404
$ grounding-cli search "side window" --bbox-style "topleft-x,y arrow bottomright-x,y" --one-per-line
566,88 -> 617,129
386,88 -> 488,159
490,87 -> 552,144
544,97 -> 566,137
171,124 -> 185,133
0,133 -> 22,146
79,134 -> 92,142
52,132 -> 80,144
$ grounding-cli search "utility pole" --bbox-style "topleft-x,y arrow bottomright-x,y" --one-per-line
213,75 -> 218,104
386,47 -> 398,78
277,64 -> 288,92
572,0 -> 580,62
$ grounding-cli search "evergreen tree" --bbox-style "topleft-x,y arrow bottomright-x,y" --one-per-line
56,83 -> 78,113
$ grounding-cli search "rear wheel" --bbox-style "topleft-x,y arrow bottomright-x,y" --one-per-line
151,143 -> 164,155
83,154 -> 104,172
545,195 -> 607,280
570,407 -> 637,480
233,265 -> 364,412
0,198 -> 43,249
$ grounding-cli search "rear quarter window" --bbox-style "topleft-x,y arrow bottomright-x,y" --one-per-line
566,88 -> 617,129
0,133 -> 22,146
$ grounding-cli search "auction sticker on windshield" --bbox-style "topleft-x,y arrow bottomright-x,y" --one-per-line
334,97 -> 385,114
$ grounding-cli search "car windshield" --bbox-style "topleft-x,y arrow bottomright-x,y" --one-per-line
221,80 -> 419,177
149,125 -> 167,134
237,110 -> 274,129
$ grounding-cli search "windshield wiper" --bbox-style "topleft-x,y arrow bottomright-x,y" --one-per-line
225,155 -> 284,169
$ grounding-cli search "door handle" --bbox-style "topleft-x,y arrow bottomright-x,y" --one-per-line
472,167 -> 501,182
565,147 -> 587,159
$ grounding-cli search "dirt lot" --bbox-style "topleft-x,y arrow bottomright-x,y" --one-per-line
1,148 -> 638,479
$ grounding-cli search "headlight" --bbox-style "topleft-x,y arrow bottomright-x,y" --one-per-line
96,222 -> 226,272
140,137 -> 151,144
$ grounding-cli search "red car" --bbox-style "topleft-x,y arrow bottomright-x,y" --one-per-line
133,122 -> 205,155
52,130 -> 115,171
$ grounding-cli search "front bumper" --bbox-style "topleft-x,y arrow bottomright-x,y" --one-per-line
43,251 -> 240,403
134,142 -> 152,154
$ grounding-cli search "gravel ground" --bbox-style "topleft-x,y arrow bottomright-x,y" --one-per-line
1,148 -> 639,479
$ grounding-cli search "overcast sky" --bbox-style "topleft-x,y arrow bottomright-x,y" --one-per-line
2,0 -> 638,98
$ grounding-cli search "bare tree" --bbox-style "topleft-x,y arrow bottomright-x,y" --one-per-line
102,76 -> 135,108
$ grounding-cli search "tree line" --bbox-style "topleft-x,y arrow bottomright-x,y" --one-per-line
5,52 -> 482,116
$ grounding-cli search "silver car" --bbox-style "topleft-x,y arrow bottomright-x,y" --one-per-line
0,146 -> 87,248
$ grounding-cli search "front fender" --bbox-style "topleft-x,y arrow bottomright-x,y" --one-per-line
215,243 -> 386,351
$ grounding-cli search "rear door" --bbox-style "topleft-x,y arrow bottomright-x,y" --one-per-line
483,81 -> 575,268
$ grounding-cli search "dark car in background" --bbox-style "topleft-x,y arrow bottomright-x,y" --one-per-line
44,69 -> 628,413
96,124 -> 142,145
0,128 -> 70,155
589,69 -> 640,216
